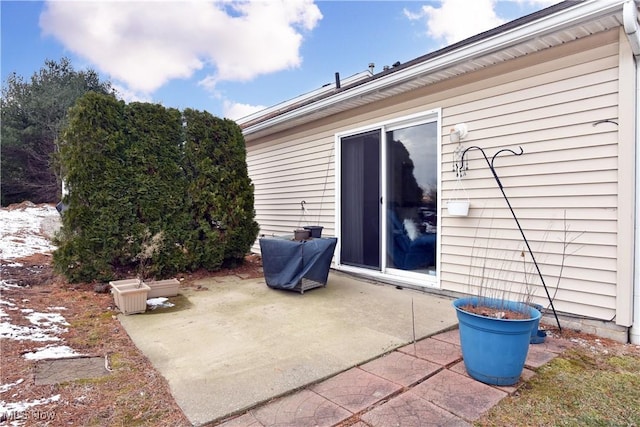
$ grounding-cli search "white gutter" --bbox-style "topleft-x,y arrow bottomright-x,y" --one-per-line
624,0 -> 640,344
243,0 -> 626,136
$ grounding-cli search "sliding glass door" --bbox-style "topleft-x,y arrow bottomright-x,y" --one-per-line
338,112 -> 439,282
386,121 -> 438,276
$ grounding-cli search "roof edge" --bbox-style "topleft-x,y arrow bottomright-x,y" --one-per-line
242,0 -> 626,137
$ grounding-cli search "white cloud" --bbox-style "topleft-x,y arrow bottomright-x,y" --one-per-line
405,0 -> 505,45
405,0 -> 561,46
223,99 -> 266,121
39,0 -> 322,96
112,84 -> 152,104
515,0 -> 559,6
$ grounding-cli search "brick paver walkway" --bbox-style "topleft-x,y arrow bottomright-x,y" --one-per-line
214,328 -> 573,426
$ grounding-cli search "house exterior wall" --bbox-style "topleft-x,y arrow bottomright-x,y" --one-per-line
440,28 -> 623,323
245,28 -> 633,325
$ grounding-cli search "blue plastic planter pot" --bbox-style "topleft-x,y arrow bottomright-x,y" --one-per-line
453,297 -> 541,386
528,303 -> 546,344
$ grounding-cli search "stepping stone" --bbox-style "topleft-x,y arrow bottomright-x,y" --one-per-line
252,389 -> 351,427
430,328 -> 461,346
360,351 -> 441,387
448,360 -> 535,395
311,368 -> 402,413
216,412 -> 264,426
411,369 -> 507,421
361,391 -> 471,427
34,357 -> 110,385
526,344 -> 560,369
397,337 -> 462,366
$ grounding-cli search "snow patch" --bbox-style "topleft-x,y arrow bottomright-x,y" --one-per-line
25,311 -> 68,327
0,204 -> 59,260
0,379 -> 24,394
1,310 -> 69,342
23,345 -> 83,360
147,297 -> 174,310
0,281 -> 22,291
0,394 -> 60,423
0,321 -> 63,342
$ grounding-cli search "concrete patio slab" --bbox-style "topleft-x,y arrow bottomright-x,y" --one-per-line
117,271 -> 458,426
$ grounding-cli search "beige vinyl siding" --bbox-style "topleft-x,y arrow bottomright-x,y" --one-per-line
247,133 -> 336,246
440,29 -> 621,321
245,29 -> 627,322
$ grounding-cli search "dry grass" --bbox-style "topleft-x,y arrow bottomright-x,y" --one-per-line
0,253 -> 263,426
1,254 -> 191,426
477,330 -> 640,426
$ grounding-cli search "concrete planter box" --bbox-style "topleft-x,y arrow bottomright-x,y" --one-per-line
110,279 -> 150,315
109,278 -> 142,310
145,278 -> 180,299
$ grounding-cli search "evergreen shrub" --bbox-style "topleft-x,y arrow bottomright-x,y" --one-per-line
53,93 -> 259,282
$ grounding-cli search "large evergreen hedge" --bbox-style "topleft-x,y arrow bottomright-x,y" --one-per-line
53,93 -> 259,283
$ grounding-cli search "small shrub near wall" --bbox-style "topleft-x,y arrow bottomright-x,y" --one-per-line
53,93 -> 259,283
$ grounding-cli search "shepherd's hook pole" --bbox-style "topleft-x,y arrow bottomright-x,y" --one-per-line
459,145 -> 561,330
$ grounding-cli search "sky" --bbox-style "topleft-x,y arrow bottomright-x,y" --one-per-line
1,0 -> 559,121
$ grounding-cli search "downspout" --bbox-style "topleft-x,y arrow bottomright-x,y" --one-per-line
623,0 -> 640,344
